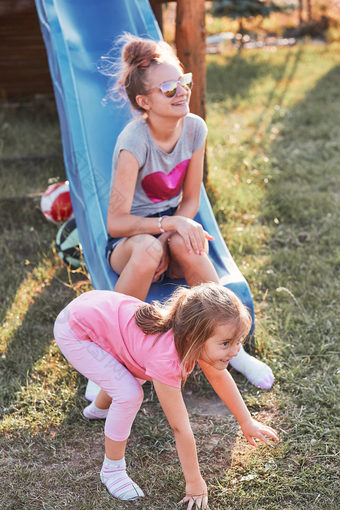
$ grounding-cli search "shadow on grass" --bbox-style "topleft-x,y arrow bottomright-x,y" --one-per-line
206,45 -> 304,111
251,44 -> 304,140
0,274 -> 75,410
0,195 -> 59,324
0,195 -> 77,411
251,65 -> 340,509
264,64 -> 340,232
205,45 -> 304,221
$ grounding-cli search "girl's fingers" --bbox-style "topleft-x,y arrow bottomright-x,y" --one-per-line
191,229 -> 210,253
204,230 -> 214,241
183,235 -> 193,253
176,218 -> 213,252
263,427 -> 279,442
179,494 -> 208,509
187,227 -> 203,251
187,496 -> 203,510
178,496 -> 195,510
189,232 -> 199,253
248,428 -> 279,447
187,499 -> 195,510
246,436 -> 258,447
257,432 -> 269,445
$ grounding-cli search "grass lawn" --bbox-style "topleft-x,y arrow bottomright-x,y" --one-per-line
1,42 -> 339,509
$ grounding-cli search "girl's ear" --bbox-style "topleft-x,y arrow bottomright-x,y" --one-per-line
136,94 -> 151,112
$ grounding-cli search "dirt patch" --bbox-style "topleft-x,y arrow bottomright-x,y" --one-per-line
183,389 -> 230,417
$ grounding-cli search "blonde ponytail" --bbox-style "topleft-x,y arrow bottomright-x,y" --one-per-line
135,287 -> 189,335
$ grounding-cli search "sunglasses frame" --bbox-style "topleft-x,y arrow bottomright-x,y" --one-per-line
147,72 -> 193,98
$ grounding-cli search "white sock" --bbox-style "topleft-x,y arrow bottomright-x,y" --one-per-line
100,455 -> 144,501
229,346 -> 274,389
85,379 -> 101,401
83,401 -> 109,420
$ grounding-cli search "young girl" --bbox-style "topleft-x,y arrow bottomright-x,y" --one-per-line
104,33 -> 274,390
54,282 -> 278,507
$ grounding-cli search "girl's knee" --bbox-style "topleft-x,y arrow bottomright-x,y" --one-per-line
168,233 -> 209,261
114,380 -> 144,408
168,233 -> 186,256
130,235 -> 163,269
168,233 -> 195,262
111,234 -> 162,274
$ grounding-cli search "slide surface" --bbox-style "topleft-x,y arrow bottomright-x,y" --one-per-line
35,0 -> 255,329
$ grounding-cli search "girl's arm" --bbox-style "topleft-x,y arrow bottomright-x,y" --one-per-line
175,142 -> 205,219
152,379 -> 208,509
162,143 -> 214,253
198,360 -> 279,446
107,150 -> 165,238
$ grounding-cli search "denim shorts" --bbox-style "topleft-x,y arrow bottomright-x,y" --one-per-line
105,206 -> 178,264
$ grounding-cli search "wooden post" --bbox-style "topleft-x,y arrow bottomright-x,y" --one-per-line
149,0 -> 163,33
298,0 -> 304,25
306,0 -> 312,22
175,0 -> 206,120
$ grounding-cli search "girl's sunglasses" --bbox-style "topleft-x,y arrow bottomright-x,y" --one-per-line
148,72 -> 193,98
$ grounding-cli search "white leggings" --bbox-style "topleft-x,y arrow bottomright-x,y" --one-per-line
54,313 -> 144,441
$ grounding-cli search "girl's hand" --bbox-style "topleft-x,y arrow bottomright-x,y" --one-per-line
169,216 -> 214,255
241,417 -> 279,447
152,236 -> 169,281
179,477 -> 208,509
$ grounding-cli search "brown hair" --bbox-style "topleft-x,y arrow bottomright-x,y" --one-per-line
135,282 -> 252,380
102,33 -> 181,113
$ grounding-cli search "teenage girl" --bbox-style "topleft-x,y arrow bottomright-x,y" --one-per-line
104,33 -> 274,390
54,282 -> 279,507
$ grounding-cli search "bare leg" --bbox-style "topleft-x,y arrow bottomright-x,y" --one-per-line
105,437 -> 128,461
110,234 -> 163,301
95,389 -> 112,409
168,233 -> 219,285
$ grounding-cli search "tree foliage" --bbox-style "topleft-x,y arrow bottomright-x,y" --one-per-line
211,0 -> 283,20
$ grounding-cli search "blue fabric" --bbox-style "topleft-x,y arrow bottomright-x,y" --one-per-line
35,0 -> 255,332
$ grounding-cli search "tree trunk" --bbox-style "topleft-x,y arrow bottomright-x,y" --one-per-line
306,0 -> 312,22
298,0 -> 304,25
175,0 -> 206,120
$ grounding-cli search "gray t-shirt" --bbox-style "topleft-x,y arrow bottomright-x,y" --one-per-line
111,113 -> 208,216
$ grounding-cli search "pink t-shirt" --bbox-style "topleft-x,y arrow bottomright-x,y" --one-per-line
65,290 -> 192,388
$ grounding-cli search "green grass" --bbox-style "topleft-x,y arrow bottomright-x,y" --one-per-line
1,42 -> 340,509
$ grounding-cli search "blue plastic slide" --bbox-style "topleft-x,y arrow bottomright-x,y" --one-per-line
35,0 -> 255,328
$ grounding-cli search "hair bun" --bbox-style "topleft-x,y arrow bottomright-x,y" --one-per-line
104,33 -> 180,113
122,38 -> 159,68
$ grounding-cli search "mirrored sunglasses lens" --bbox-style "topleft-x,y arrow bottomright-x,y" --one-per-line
161,81 -> 177,97
181,74 -> 193,90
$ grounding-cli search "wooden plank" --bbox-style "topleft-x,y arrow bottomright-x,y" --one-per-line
0,8 -> 52,98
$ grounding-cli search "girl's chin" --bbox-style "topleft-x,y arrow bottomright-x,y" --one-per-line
170,103 -> 189,115
218,359 -> 230,367
198,357 -> 230,369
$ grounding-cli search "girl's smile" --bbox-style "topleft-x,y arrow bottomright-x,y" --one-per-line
142,63 -> 191,118
199,323 -> 242,370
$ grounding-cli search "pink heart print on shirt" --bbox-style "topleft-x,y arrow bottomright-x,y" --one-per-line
141,159 -> 190,203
